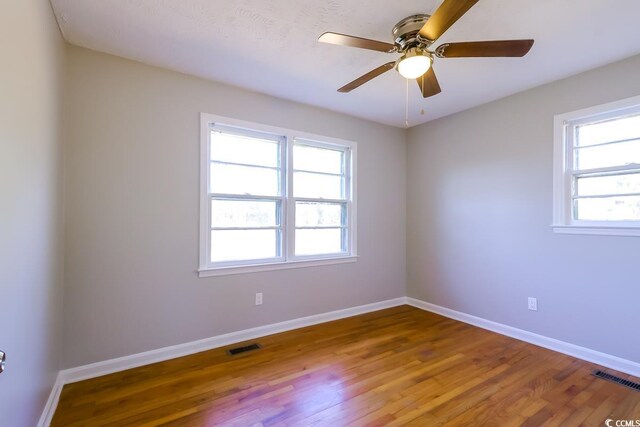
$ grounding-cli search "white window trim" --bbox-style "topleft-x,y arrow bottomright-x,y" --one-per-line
552,94 -> 640,237
198,113 -> 358,277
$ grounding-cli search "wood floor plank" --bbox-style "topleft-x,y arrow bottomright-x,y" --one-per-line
52,306 -> 640,426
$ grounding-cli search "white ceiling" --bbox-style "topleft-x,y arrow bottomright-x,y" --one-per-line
51,0 -> 640,128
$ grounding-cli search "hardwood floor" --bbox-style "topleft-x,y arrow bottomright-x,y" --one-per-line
52,306 -> 640,426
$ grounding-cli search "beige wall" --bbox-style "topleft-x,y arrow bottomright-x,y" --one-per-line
62,46 -> 407,368
0,0 -> 66,425
407,54 -> 640,363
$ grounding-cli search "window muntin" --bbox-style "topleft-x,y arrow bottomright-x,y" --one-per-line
554,98 -> 640,234
292,141 -> 349,257
208,127 -> 284,264
200,116 -> 356,272
569,112 -> 640,222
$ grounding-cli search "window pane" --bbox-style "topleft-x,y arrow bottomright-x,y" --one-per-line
576,114 -> 640,147
576,173 -> 640,197
296,202 -> 344,227
294,144 -> 344,174
293,171 -> 344,199
295,228 -> 344,256
211,163 -> 279,196
575,139 -> 640,171
211,199 -> 278,228
575,196 -> 640,221
211,229 -> 278,262
211,131 -> 279,167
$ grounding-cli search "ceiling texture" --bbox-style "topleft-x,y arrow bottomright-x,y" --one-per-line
51,0 -> 640,128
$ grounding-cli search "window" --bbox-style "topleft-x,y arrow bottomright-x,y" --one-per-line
199,114 -> 357,276
553,95 -> 640,236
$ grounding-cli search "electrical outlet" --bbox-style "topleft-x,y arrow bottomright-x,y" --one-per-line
255,293 -> 263,306
528,297 -> 538,311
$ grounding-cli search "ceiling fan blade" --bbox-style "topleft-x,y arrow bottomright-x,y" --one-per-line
338,62 -> 396,93
319,32 -> 396,53
436,40 -> 535,57
419,0 -> 479,42
416,68 -> 442,98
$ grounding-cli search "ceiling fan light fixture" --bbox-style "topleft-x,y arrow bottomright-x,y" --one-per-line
320,3 -> 534,96
397,48 -> 432,79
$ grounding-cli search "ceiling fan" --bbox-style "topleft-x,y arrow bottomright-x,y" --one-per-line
318,0 -> 534,98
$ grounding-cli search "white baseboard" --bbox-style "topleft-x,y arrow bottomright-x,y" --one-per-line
41,295 -> 639,426
35,297 -> 403,425
406,297 -> 640,378
37,373 -> 64,427
59,297 -> 405,385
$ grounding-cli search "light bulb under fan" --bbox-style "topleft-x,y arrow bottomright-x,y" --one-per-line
397,48 -> 433,79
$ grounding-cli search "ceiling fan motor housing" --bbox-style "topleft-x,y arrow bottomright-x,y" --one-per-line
392,14 -> 432,51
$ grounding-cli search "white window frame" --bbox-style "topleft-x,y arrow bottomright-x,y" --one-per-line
199,113 -> 358,277
552,94 -> 640,237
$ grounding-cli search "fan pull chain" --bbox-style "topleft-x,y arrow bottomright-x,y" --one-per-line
405,78 -> 409,128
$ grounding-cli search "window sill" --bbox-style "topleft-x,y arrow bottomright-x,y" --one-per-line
551,225 -> 640,237
198,256 -> 358,277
